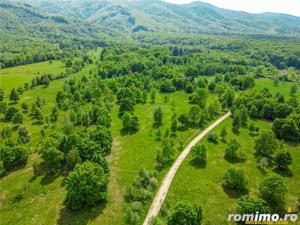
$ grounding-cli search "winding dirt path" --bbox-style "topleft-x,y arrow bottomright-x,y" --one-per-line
143,112 -> 232,225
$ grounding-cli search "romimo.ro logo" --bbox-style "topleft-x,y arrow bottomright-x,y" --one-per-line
228,211 -> 298,224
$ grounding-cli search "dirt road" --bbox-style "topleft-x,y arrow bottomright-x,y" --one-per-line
143,111 -> 232,225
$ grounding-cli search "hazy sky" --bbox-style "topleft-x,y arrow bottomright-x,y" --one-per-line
163,0 -> 300,16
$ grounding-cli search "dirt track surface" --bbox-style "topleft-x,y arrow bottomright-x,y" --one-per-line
143,112 -> 232,225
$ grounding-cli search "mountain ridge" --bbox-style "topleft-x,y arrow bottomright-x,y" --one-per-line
1,0 -> 300,38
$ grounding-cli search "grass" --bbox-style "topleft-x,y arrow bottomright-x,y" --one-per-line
163,118 -> 300,225
2,64 -> 298,225
0,61 -> 66,96
1,84 -> 219,225
254,78 -> 300,101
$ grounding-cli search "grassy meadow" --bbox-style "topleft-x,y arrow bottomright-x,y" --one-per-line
0,60 -> 220,225
0,61 -> 65,96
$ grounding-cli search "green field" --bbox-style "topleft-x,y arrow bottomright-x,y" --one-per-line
164,118 -> 300,225
255,78 -> 300,101
0,61 -> 65,96
1,68 -> 218,225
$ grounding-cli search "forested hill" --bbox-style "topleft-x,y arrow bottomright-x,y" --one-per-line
3,0 -> 300,36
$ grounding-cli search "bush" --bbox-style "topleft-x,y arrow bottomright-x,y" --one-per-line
0,141 -> 28,172
207,133 -> 218,144
65,161 -> 109,210
41,147 -> 64,173
168,201 -> 202,225
223,167 -> 248,191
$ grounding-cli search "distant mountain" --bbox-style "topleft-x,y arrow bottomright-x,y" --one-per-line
2,0 -> 300,38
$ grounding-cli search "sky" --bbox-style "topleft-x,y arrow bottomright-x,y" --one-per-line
162,0 -> 300,17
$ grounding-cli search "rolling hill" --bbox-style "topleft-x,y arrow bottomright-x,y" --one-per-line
6,0 -> 300,36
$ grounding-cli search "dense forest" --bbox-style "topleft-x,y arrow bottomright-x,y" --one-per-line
1,1 -> 300,225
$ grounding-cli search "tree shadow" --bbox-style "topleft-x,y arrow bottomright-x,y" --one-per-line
178,126 -> 188,131
1,163 -> 26,178
120,128 -> 138,136
256,165 -> 268,175
249,132 -> 259,137
222,184 -> 248,199
32,121 -> 44,125
273,168 -> 293,177
40,171 -> 61,185
8,102 -> 18,105
224,156 -> 246,164
57,203 -> 107,225
189,159 -> 207,169
232,129 -> 241,136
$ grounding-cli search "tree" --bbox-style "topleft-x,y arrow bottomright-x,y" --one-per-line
237,195 -> 270,215
90,126 -> 113,154
249,122 -> 259,135
122,113 -> 140,133
1,142 -> 28,172
0,88 -> 3,101
272,118 -> 299,142
36,96 -> 45,108
5,107 -> 18,121
18,126 -> 30,144
232,110 -> 242,132
223,167 -> 248,191
122,112 -> 131,131
171,113 -> 177,134
9,88 -> 19,102
225,138 -> 241,160
220,127 -> 227,141
21,102 -> 29,112
259,174 -> 287,211
207,133 -> 218,144
33,107 -> 43,122
224,89 -> 235,107
12,112 -> 23,124
290,84 -> 298,96
50,105 -> 59,122
192,144 -> 207,165
150,90 -> 156,104
189,105 -> 201,125
178,114 -> 189,127
65,161 -> 109,210
32,161 -> 40,177
66,149 -> 81,169
42,147 -> 64,173
274,149 -> 292,170
189,88 -> 208,108
168,202 -> 202,225
254,132 -> 279,160
153,107 -> 163,127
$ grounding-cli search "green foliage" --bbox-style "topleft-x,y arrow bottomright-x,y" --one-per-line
41,147 -> 64,174
9,88 -> 19,102
18,126 -> 30,144
224,138 -> 241,160
12,111 -> 23,124
272,118 -> 300,142
66,149 -> 81,170
259,174 -> 287,212
237,195 -> 270,214
207,133 -> 219,144
254,131 -> 279,160
223,167 -> 248,191
0,141 -> 28,172
32,161 -> 40,177
168,202 -> 202,225
192,144 -> 207,164
65,161 -> 109,210
153,107 -> 163,127
122,113 -> 140,133
274,149 -> 292,170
